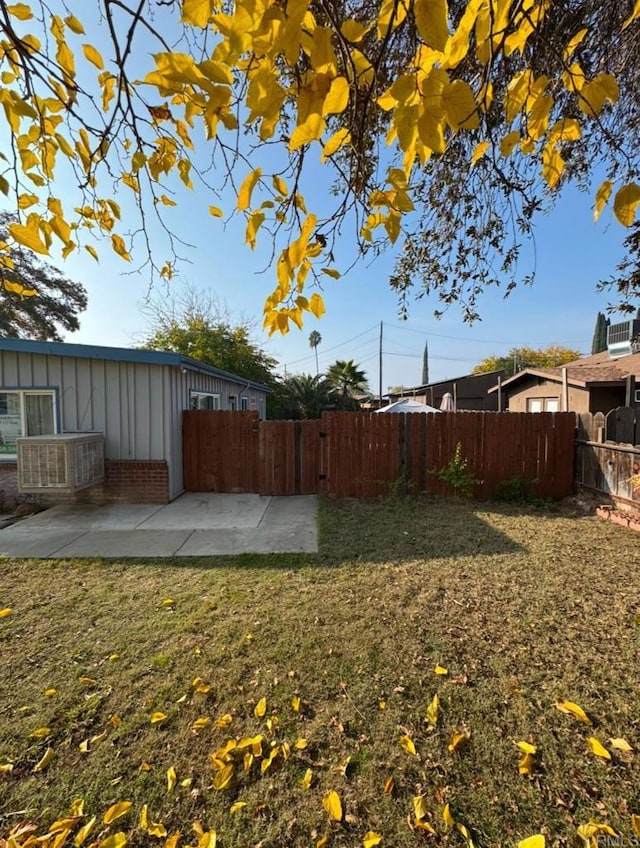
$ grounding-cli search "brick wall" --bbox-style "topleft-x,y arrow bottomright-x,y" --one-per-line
0,459 -> 170,509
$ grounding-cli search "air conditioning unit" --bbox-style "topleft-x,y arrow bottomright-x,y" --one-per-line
607,319 -> 640,358
17,433 -> 105,494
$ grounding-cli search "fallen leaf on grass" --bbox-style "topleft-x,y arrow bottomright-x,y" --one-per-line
413,796 -> 427,821
425,694 -> 439,726
167,766 -> 176,792
399,735 -> 416,755
0,608 -> 12,618
632,814 -> 640,836
434,664 -> 448,675
215,714 -> 232,728
577,821 -> 617,839
609,737 -> 633,752
363,832 -> 382,847
165,832 -> 180,848
254,697 -> 267,718
29,727 -> 51,738
79,677 -> 96,686
587,737 -> 611,759
302,768 -> 313,790
162,598 -> 174,606
99,834 -> 127,848
44,688 -> 57,697
383,777 -> 394,795
70,799 -> 84,817
448,730 -> 469,753
150,712 -> 168,724
33,747 -> 53,772
74,816 -> 96,846
192,717 -> 211,731
443,803 -> 455,827
192,677 -> 212,694
518,837 -> 545,848
555,700 -> 591,725
323,790 -> 343,821
103,801 -> 132,824
0,762 -> 14,773
292,696 -> 301,712
230,801 -> 247,814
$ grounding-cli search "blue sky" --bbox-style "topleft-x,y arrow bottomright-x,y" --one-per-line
3,4 -> 634,391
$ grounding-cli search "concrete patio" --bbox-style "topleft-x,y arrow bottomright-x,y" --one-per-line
0,493 -> 318,558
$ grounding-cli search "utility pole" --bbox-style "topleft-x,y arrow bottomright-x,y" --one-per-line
379,321 -> 383,408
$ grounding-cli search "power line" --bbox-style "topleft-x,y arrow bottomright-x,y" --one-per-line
382,321 -> 589,347
283,323 -> 379,366
385,351 -> 479,363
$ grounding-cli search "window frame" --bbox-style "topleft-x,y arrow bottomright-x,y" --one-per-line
0,388 -> 59,460
189,391 -> 221,411
240,396 -> 250,411
527,397 -> 560,413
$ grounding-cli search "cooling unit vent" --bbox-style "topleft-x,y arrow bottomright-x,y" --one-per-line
17,433 -> 105,494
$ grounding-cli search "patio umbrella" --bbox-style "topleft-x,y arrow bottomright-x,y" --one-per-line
440,392 -> 454,411
376,398 -> 440,413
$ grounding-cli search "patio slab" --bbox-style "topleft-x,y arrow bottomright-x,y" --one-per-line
0,493 -> 318,558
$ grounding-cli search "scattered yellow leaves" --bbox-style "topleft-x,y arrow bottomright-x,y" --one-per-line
150,711 -> 168,724
254,697 -> 267,718
613,183 -> 640,227
167,766 -> 177,791
362,832 -> 382,848
103,801 -> 132,824
434,665 -> 448,675
301,768 -> 313,790
425,694 -> 439,726
586,737 -> 611,760
518,837 -> 545,848
399,734 -> 417,755
609,737 -> 633,752
448,730 -> 469,753
0,608 -> 12,618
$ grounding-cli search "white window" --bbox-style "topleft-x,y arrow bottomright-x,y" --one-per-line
0,390 -> 57,457
190,391 -> 221,410
240,396 -> 249,411
527,397 -> 559,413
635,388 -> 640,404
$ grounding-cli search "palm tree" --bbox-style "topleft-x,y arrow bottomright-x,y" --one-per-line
326,359 -> 368,410
284,374 -> 336,419
308,330 -> 322,376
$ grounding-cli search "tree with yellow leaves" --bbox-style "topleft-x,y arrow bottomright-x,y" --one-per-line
0,0 -> 638,333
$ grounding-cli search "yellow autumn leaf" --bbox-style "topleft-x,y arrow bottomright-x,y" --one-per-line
316,836 -> 328,848
208,206 -> 223,217
237,168 -> 262,211
111,234 -> 131,261
516,741 -> 537,755
82,44 -> 104,70
622,0 -> 640,29
212,763 -> 234,790
308,293 -> 325,318
8,221 -> 49,255
425,694 -> 439,726
74,815 -> 96,846
413,795 -> 428,820
443,802 -> 455,827
0,762 -> 14,773
181,0 -> 215,27
363,832 -> 382,848
609,737 -> 633,752
45,688 -> 57,696
215,713 -> 232,728
29,727 -> 51,738
273,175 -> 288,197
414,0 -> 449,51
577,822 -> 617,839
65,14 -> 85,34
192,717 -> 211,731
587,737 -> 611,760
341,19 -> 369,42
254,697 -> 267,718
613,183 -> 640,227
99,834 -> 127,848
291,696 -> 301,712
399,735 -> 416,755
85,245 -> 99,261
103,801 -> 132,824
322,128 -> 351,162
383,776 -> 394,795
164,832 -> 180,848
150,711 -> 168,724
230,801 -> 247,814
594,179 -> 613,221
79,677 -> 96,686
434,664 -> 448,675
33,747 -> 54,772
289,114 -> 326,150
147,823 -> 167,838
322,77 -> 350,116
79,739 -> 89,753
0,608 -> 12,618
8,3 -> 33,20
167,766 -> 176,792
518,752 -> 536,775
471,141 -> 489,165
632,814 -> 640,836
518,837 -> 545,848
323,790 -> 343,821
448,730 -> 468,753
555,700 -> 591,724
294,738 -> 308,749
301,768 -> 313,790
442,80 -> 479,129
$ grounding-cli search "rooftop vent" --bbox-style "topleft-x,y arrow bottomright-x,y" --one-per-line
17,433 -> 104,494
607,319 -> 640,358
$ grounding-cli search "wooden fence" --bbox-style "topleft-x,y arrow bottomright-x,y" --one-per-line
576,409 -> 640,502
183,410 -> 576,499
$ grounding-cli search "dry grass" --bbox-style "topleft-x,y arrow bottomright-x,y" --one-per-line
0,497 -> 639,847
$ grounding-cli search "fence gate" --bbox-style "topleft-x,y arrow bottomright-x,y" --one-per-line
183,410 -> 259,493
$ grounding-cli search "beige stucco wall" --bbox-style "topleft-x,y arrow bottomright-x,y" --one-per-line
507,377 -> 591,413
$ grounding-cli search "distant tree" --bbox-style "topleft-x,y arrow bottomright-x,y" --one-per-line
591,312 -> 610,354
472,346 -> 582,379
326,360 -> 369,410
0,212 -> 87,340
283,374 -> 336,419
141,286 -> 285,415
598,224 -> 640,317
309,330 -> 322,376
422,339 -> 429,385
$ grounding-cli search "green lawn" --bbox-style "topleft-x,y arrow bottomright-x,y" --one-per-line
0,497 -> 639,848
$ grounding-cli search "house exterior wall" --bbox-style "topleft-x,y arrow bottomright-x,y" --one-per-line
389,372 -> 503,411
0,349 -> 268,506
505,377 -> 592,412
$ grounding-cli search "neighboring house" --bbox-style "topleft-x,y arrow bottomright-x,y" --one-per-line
0,338 -> 269,506
387,370 -> 505,411
489,320 -> 640,413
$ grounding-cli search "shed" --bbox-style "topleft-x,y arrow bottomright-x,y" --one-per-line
0,338 -> 269,505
